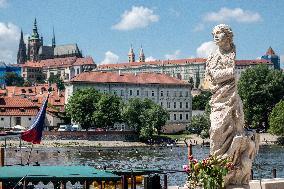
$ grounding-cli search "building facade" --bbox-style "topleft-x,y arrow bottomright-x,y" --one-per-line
0,97 -> 39,129
0,62 -> 22,85
18,56 -> 96,82
65,71 -> 192,129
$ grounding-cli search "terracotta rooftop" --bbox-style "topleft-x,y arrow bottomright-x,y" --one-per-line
0,96 -> 37,108
70,72 -> 189,85
97,58 -> 272,69
14,56 -> 95,68
266,47 -> 276,55
235,59 -> 272,66
97,58 -> 206,69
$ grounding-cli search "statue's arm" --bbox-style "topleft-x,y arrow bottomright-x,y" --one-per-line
211,61 -> 235,83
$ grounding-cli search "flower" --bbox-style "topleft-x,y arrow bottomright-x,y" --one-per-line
183,164 -> 190,172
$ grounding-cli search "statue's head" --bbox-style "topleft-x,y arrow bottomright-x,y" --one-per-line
212,24 -> 233,48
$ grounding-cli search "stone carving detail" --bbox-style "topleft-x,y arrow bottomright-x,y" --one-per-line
206,24 -> 259,185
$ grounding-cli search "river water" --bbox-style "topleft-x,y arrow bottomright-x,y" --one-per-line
3,145 -> 284,187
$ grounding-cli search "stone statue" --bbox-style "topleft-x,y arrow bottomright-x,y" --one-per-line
205,24 -> 259,186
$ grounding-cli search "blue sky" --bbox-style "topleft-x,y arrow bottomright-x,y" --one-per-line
0,0 -> 283,65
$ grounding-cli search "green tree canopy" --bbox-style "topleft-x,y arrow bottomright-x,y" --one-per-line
122,98 -> 169,139
65,88 -> 101,130
192,91 -> 212,110
93,94 -> 123,128
3,72 -> 24,86
268,100 -> 284,136
238,65 -> 284,129
48,74 -> 65,91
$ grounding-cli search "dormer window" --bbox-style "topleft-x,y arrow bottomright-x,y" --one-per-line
21,89 -> 26,93
0,108 -> 5,112
55,99 -> 60,102
19,108 -> 25,112
28,89 -> 33,93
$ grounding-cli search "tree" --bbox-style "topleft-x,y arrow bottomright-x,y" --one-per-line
122,98 -> 169,139
238,65 -> 284,130
48,74 -> 65,91
192,91 -> 212,110
65,88 -> 101,130
3,72 -> 24,86
268,100 -> 284,136
93,94 -> 123,128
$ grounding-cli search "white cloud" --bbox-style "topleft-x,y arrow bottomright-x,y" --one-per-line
165,50 -> 181,60
193,23 -> 205,32
112,6 -> 159,31
100,51 -> 119,64
204,7 -> 261,23
196,41 -> 218,58
0,0 -> 8,8
145,56 -> 156,62
0,22 -> 20,63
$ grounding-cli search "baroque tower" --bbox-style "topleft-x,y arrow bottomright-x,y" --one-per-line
128,45 -> 135,62
261,47 -> 280,70
27,18 -> 42,61
17,29 -> 27,64
139,46 -> 145,62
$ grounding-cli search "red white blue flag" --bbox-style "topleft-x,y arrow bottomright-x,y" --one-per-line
21,96 -> 48,144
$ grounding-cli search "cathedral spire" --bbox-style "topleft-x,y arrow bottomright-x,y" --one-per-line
52,27 -> 56,48
17,29 -> 27,64
139,45 -> 145,62
31,18 -> 39,39
128,44 -> 135,62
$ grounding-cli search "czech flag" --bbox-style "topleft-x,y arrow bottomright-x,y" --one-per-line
21,96 -> 48,144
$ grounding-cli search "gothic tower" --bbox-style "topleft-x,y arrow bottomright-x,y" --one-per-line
139,46 -> 145,62
17,29 -> 27,64
128,45 -> 135,63
52,27 -> 56,48
28,18 -> 42,61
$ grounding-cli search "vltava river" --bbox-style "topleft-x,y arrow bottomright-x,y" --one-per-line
4,145 -> 284,187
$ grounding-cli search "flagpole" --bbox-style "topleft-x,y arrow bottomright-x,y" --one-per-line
27,143 -> 33,166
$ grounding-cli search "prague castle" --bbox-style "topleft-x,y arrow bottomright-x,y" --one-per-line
17,19 -> 82,64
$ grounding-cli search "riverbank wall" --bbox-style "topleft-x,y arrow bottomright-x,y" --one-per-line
43,131 -> 139,141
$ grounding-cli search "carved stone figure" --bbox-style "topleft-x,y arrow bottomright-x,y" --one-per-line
206,24 -> 259,186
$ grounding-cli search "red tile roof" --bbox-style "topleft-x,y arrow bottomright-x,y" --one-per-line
0,97 -> 36,107
266,47 -> 276,55
70,72 -> 189,85
235,59 -> 272,66
97,58 -> 206,69
97,58 -> 271,69
14,56 -> 95,68
0,97 -> 38,116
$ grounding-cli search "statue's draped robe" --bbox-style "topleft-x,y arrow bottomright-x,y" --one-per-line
206,49 -> 258,185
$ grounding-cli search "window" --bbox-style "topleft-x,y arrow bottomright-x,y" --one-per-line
179,91 -> 183,97
180,102 -> 182,108
160,102 -> 163,107
120,90 -> 124,96
186,102 -> 189,109
77,69 -> 80,74
15,117 -> 21,125
167,91 -> 169,96
186,114 -> 189,120
29,118 -> 32,121
145,91 -> 148,97
130,90 -> 133,96
160,91 -> 163,97
174,102 -> 176,108
1,118 -> 3,121
174,91 -> 177,97
167,102 -> 171,108
137,90 -> 139,96
152,91 -> 154,96
174,114 -> 176,120
180,114 -> 183,120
